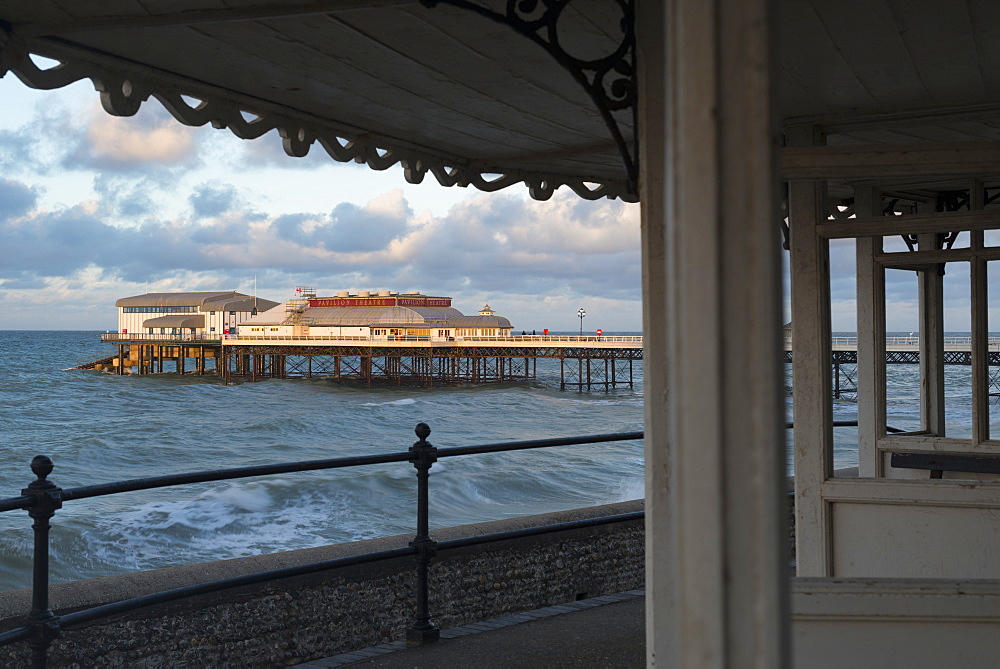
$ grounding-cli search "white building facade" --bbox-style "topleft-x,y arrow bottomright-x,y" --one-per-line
239,291 -> 513,340
116,292 -> 280,337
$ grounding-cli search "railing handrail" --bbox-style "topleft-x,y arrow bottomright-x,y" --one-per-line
0,425 -> 645,664
0,510 -> 644,649
799,335 -> 1000,346
0,431 -> 643,511
99,333 -> 221,342
3,417 -> 886,663
100,333 -> 644,344
219,334 -> 644,343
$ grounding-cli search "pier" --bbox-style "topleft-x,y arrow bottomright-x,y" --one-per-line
91,333 -> 1000,396
782,336 -> 1000,399
95,334 -> 643,391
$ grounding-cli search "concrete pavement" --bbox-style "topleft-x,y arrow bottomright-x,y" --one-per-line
296,589 -> 645,668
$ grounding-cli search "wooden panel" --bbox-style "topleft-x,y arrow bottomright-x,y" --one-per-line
795,621 -> 1000,669
793,579 -> 1000,668
831,502 -> 1000,578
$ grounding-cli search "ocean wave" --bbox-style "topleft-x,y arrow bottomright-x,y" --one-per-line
359,398 -> 417,407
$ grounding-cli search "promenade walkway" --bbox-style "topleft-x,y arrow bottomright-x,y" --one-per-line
296,589 -> 645,668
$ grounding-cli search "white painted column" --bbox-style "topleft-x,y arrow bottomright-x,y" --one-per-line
970,180 -> 989,446
854,187 -> 884,478
639,0 -> 787,666
917,201 -> 946,438
788,126 -> 833,576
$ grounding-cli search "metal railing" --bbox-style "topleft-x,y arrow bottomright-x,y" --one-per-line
0,425 -> 644,667
221,334 -> 644,344
804,336 -> 1000,347
100,333 -> 222,343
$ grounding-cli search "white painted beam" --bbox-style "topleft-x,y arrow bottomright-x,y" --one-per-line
817,210 -> 1000,240
780,142 -> 1000,180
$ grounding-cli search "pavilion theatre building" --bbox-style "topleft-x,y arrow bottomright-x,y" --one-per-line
116,291 -> 280,337
238,291 -> 512,341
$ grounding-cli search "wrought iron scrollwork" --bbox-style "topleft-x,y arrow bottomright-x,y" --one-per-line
421,0 -> 638,198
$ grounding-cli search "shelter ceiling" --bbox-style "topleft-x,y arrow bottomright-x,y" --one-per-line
1,0 -> 999,200
0,0 -> 633,200
777,0 -> 1000,145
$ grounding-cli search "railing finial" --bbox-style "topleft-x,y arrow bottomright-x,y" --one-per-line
415,422 -> 431,442
29,456 -> 54,484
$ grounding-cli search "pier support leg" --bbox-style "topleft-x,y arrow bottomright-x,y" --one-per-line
834,360 -> 841,399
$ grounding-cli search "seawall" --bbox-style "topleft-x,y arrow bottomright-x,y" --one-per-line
0,500 -> 644,667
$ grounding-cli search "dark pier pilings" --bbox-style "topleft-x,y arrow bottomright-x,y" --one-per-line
218,344 -> 640,391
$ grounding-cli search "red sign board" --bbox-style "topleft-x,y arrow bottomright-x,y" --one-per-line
309,296 -> 452,308
596,329 -> 603,336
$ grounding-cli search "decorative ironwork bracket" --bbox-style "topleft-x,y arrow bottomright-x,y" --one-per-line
420,0 -> 638,199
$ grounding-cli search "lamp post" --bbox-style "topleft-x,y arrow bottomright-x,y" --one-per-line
578,308 -> 586,336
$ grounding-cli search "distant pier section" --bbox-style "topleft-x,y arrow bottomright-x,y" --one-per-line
87,291 -> 1000,392
91,289 -> 642,390
782,335 -> 1000,365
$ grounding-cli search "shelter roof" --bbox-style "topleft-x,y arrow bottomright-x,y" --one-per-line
450,315 -> 512,329
305,306 -> 466,326
141,314 -> 206,329
115,291 -> 278,310
240,303 -> 512,328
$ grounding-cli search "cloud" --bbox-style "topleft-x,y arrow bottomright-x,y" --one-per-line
91,174 -> 160,219
48,102 -> 202,174
189,182 -> 240,218
0,179 -> 38,218
85,105 -> 195,167
0,129 -> 49,174
309,191 -> 412,253
0,183 -> 643,328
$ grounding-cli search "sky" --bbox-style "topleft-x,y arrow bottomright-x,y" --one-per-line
0,72 -> 643,332
0,67 -> 985,333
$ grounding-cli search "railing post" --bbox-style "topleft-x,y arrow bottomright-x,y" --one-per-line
407,423 -> 440,645
22,455 -> 62,668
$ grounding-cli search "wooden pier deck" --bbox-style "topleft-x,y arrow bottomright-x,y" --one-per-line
92,334 -> 1000,393
97,334 -> 643,390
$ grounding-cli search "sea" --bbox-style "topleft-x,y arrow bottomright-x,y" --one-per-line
0,330 -> 991,591
0,330 -> 645,591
